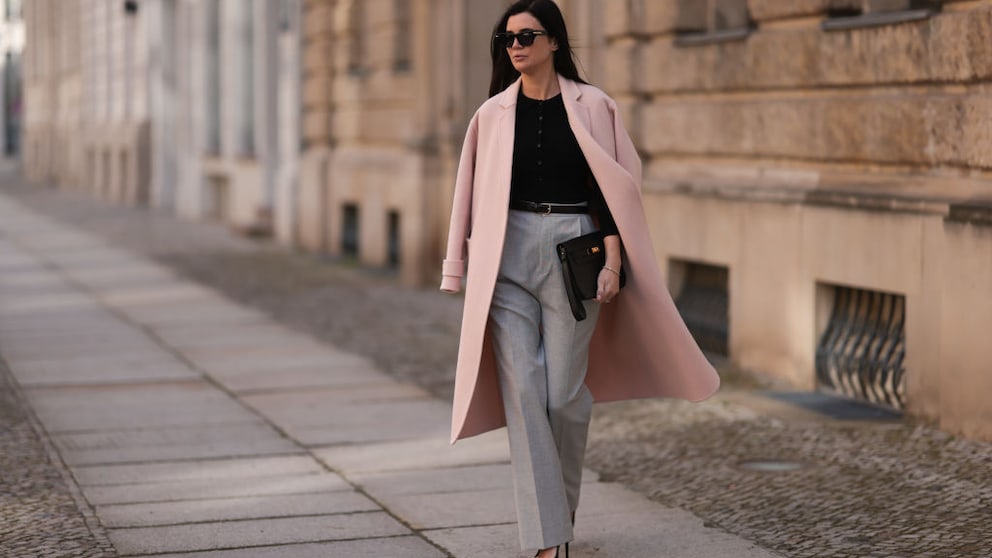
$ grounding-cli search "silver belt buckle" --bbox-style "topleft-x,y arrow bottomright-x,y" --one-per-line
539,203 -> 552,216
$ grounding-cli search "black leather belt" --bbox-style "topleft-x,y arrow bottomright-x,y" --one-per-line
510,200 -> 590,215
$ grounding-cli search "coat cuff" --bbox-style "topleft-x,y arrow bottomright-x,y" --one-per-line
442,259 -> 464,277
440,259 -> 465,293
439,275 -> 462,293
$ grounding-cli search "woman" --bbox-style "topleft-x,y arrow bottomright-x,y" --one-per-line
440,1 -> 720,556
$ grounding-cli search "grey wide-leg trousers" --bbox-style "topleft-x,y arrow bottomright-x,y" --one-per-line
489,208 -> 601,551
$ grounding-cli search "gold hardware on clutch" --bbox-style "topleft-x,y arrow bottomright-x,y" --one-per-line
590,246 -> 600,254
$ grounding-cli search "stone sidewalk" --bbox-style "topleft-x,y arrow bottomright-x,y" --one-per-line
0,193 -> 782,557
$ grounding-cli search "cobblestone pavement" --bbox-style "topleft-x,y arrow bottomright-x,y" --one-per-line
0,359 -> 116,558
4,174 -> 992,557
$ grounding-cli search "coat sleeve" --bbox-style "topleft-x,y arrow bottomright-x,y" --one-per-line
440,112 -> 480,293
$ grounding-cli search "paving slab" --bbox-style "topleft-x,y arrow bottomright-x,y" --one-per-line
97,491 -> 380,527
58,436 -> 302,466
422,523 -> 520,557
177,342 -> 341,363
351,463 -> 599,499
191,352 -> 365,375
243,387 -> 442,430
55,422 -> 288,452
107,512 -> 410,555
148,323 -> 306,348
313,431 -> 510,475
380,486 -> 516,530
97,284 -> 221,308
141,537 -> 446,558
83,472 -> 351,505
73,455 -> 326,486
0,292 -> 98,315
10,358 -> 200,387
120,302 -> 270,327
212,366 -> 393,394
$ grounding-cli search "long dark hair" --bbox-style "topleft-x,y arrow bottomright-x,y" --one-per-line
488,0 -> 588,97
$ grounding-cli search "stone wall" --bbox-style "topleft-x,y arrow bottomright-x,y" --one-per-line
599,0 -> 992,439
298,0 -> 502,284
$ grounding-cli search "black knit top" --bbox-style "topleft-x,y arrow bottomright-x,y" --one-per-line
510,90 -> 619,236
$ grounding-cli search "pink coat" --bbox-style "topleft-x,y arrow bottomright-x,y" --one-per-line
441,75 -> 720,443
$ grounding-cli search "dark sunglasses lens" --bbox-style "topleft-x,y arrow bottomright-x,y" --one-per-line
496,31 -> 539,48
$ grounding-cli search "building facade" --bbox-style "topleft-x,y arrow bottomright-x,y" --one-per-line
0,0 -> 24,157
20,0 -> 992,440
596,0 -> 992,439
22,0 -> 151,203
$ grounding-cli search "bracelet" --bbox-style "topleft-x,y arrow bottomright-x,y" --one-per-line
602,265 -> 621,277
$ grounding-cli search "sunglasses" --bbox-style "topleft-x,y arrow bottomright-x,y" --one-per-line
493,30 -> 548,49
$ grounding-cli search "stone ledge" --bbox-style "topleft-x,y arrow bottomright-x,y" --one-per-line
644,178 -> 992,222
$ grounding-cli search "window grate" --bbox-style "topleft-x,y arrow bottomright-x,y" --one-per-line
815,286 -> 906,411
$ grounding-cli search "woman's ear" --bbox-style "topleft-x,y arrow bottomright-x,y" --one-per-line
551,38 -> 559,52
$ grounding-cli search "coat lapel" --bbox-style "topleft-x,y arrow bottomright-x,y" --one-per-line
496,80 -> 520,206
558,75 -> 636,190
559,76 -> 592,135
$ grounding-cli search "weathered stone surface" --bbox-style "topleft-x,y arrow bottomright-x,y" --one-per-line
602,38 -> 640,95
604,0 -> 639,38
643,0 -> 681,34
639,7 -> 992,92
927,95 -> 992,169
640,95 -> 954,165
747,0 -> 832,21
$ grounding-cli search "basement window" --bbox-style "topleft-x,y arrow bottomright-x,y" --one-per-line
342,204 -> 360,258
815,284 -> 906,411
822,0 -> 940,31
670,261 -> 730,356
387,210 -> 400,268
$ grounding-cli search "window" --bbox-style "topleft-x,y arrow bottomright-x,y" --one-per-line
393,0 -> 411,73
347,1 -> 366,76
5,0 -> 21,21
675,0 -> 752,47
387,210 -> 400,268
822,0 -> 940,31
342,204 -> 360,258
206,0 -> 221,154
815,284 -> 906,411
670,261 -> 730,356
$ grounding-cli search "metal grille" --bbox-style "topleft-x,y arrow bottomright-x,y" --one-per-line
816,286 -> 906,411
673,263 -> 729,356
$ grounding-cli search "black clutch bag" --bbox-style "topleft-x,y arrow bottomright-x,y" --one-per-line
556,231 -> 626,321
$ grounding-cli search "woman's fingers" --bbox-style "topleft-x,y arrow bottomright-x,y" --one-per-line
597,270 -> 620,303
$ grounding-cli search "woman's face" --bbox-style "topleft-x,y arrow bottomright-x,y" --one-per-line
505,12 -> 557,76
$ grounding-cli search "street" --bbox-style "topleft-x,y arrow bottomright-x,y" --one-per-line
2,170 -> 991,557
